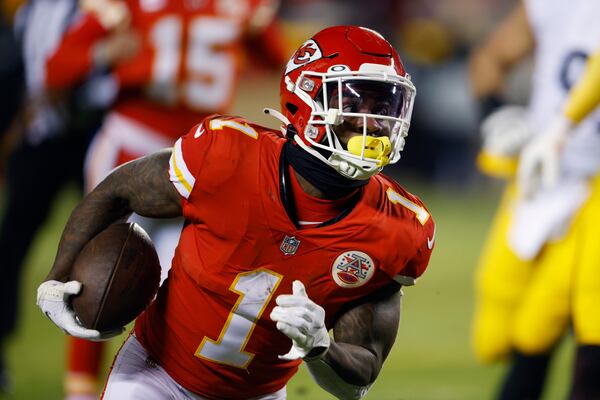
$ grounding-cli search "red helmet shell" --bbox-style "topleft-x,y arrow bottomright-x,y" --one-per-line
280,26 -> 408,144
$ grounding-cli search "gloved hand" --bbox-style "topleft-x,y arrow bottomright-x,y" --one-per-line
476,105 -> 532,179
517,115 -> 573,198
480,105 -> 531,157
270,280 -> 330,360
37,280 -> 124,341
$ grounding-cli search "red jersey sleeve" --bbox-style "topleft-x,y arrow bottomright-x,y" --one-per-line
45,13 -> 109,89
168,115 -> 262,219
398,206 -> 435,285
168,118 -> 214,203
380,179 -> 436,286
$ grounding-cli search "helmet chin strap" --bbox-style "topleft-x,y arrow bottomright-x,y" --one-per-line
294,134 -> 382,180
263,108 -> 291,136
284,141 -> 369,199
265,104 -> 386,180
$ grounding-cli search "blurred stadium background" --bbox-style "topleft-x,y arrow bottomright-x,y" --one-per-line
0,0 -> 575,398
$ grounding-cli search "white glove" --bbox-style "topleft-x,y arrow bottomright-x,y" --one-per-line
36,280 -> 124,341
270,280 -> 330,360
517,116 -> 573,198
480,105 -> 531,157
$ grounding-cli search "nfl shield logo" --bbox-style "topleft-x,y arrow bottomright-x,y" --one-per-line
280,235 -> 300,255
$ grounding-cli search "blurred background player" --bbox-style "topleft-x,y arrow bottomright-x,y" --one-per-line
0,2 -> 22,393
514,44 -> 600,400
469,0 -> 600,398
0,0 -> 120,392
0,6 -> 22,144
44,0 -> 288,398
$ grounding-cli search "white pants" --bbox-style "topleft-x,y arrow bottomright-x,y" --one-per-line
103,335 -> 287,400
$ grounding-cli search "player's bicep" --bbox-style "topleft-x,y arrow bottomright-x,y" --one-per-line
109,149 -> 182,218
333,287 -> 402,362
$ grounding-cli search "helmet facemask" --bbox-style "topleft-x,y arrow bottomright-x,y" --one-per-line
289,63 -> 416,180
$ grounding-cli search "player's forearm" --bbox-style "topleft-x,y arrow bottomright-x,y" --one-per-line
469,1 -> 534,99
47,150 -> 182,282
469,49 -> 508,99
304,344 -> 376,400
46,177 -> 134,282
318,341 -> 381,386
305,288 -> 402,399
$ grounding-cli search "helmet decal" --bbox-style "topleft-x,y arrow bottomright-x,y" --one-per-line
285,39 -> 323,75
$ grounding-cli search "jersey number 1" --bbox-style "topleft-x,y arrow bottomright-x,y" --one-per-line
195,269 -> 283,368
386,188 -> 430,225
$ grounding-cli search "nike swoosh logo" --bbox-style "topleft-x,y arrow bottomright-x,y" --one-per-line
427,226 -> 436,250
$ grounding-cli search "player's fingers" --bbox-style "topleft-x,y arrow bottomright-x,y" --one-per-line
270,306 -> 287,323
275,321 -> 303,341
275,294 -> 311,308
542,154 -> 558,190
272,306 -> 313,324
516,154 -> 531,183
37,280 -> 65,303
271,308 -> 311,330
63,319 -> 102,340
271,306 -> 296,323
74,330 -> 104,340
57,310 -> 103,339
63,280 -> 83,295
278,345 -> 303,360
517,158 -> 535,198
292,280 -> 307,297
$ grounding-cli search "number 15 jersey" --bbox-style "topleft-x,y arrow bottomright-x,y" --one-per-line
134,115 -> 436,399
46,0 -> 286,140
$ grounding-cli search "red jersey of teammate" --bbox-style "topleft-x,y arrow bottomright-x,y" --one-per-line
134,115 -> 435,399
45,0 -> 286,140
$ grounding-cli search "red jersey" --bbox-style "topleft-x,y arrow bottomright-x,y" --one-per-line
46,0 -> 286,140
134,115 -> 435,399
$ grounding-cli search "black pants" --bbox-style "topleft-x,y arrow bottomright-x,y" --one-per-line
0,131 -> 90,342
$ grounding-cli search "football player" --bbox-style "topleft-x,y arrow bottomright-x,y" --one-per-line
469,1 -> 600,398
36,26 -> 435,399
44,0 -> 288,398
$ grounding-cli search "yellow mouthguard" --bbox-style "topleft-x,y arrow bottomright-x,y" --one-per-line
347,136 -> 392,166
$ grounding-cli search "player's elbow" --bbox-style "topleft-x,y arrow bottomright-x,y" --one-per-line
336,382 -> 372,400
354,357 -> 380,387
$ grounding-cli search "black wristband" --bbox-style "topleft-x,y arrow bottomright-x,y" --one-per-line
478,95 -> 505,121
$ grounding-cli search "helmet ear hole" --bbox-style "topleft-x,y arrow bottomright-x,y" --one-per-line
285,102 -> 299,115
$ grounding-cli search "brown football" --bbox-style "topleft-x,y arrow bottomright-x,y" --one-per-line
70,222 -> 161,332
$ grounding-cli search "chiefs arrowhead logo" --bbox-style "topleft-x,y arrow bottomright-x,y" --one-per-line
331,251 -> 376,288
285,39 -> 322,75
293,43 -> 317,64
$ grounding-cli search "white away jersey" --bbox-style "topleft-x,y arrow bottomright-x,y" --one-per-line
525,0 -> 600,178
